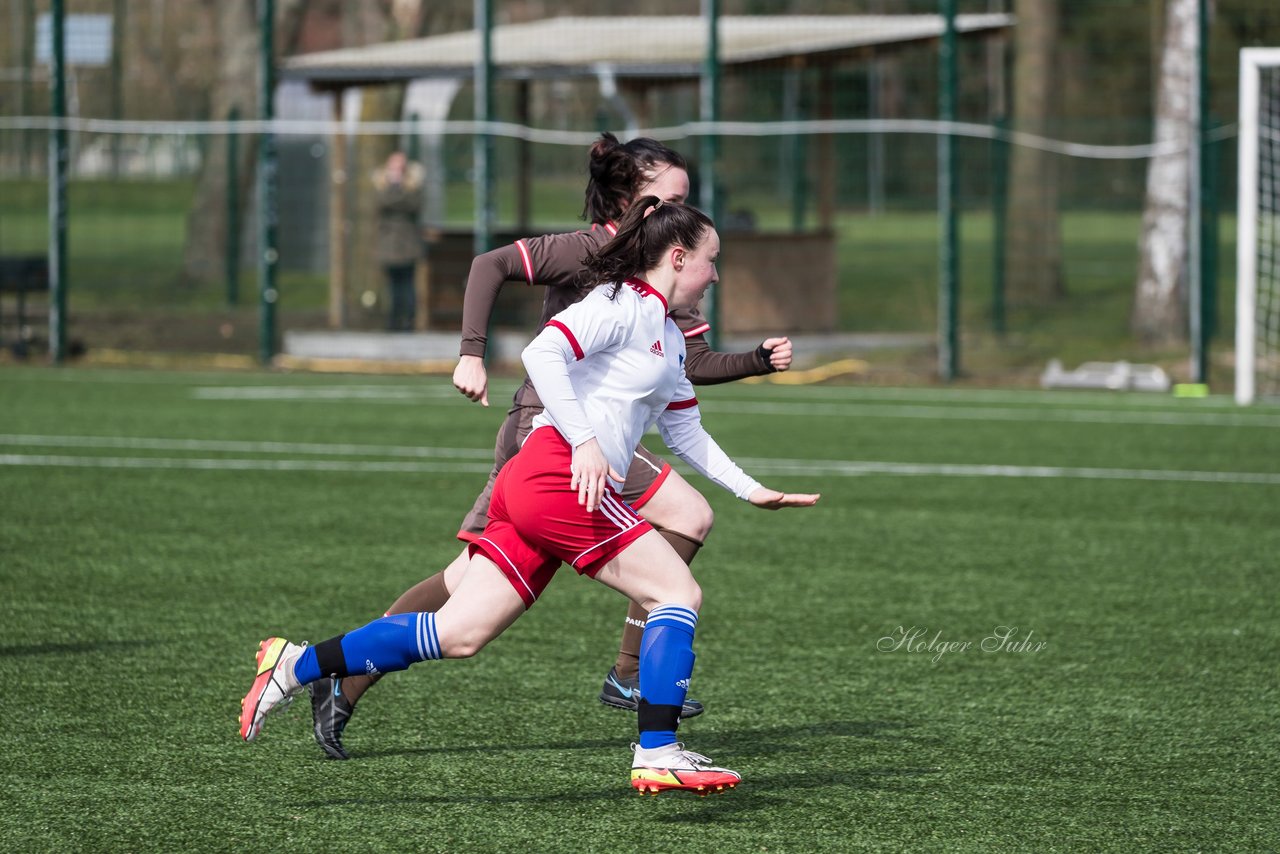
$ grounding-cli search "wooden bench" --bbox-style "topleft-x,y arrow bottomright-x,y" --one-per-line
0,255 -> 50,354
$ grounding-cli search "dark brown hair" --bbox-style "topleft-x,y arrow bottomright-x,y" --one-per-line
582,196 -> 714,299
581,132 -> 688,224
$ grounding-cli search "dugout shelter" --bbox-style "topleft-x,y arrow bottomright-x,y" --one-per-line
282,14 -> 1012,336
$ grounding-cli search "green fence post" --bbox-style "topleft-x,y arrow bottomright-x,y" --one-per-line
473,0 -> 494,259
701,0 -> 721,350
784,64 -> 807,231
406,112 -> 421,163
991,114 -> 1008,336
226,105 -> 240,307
48,0 -> 68,365
1187,0 -> 1208,384
20,0 -> 35,171
938,0 -> 959,381
258,0 -> 278,364
1191,0 -> 1211,384
1204,117 -> 1220,341
110,0 -> 126,177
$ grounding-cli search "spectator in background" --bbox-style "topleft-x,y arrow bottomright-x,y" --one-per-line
373,150 -> 424,331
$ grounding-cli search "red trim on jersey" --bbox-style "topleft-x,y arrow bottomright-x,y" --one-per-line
624,277 -> 668,312
666,398 -> 698,411
514,239 -> 534,285
682,322 -> 711,338
630,463 -> 673,511
605,221 -> 618,236
546,320 -> 584,360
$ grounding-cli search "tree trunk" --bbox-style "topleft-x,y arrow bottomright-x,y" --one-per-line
343,3 -> 401,316
1006,0 -> 1065,304
180,0 -> 308,285
1132,0 -> 1196,345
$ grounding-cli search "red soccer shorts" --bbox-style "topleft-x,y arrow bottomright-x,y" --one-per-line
469,426 -> 653,607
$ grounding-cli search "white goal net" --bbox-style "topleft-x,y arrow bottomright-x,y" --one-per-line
1236,48 -> 1280,404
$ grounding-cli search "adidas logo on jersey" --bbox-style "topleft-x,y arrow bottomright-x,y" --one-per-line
650,340 -> 664,357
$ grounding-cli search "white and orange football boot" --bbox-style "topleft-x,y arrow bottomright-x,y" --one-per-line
630,742 -> 741,796
239,637 -> 306,742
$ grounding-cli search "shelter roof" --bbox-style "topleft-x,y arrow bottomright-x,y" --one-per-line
283,14 -> 1013,87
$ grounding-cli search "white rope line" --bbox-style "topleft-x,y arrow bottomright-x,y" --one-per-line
0,116 -> 1240,160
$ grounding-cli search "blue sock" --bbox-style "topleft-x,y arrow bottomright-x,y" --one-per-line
293,613 -> 442,684
637,604 -> 698,750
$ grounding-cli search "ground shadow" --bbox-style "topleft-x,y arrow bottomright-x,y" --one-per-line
356,718 -> 929,762
309,718 -> 937,810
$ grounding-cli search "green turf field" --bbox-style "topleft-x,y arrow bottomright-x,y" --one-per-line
1,366 -> 1277,851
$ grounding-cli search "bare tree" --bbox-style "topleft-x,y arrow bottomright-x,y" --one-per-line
1132,0 -> 1198,345
180,0 -> 309,284
342,1 -> 403,311
1006,0 -> 1065,304
339,0 -> 473,315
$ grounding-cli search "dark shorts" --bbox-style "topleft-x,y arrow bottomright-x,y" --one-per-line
468,427 -> 654,608
457,401 -> 672,541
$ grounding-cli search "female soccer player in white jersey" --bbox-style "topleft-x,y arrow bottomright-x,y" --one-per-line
308,134 -> 792,761
240,199 -> 819,794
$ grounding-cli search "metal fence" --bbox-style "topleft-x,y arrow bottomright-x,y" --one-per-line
2,0 -> 1279,384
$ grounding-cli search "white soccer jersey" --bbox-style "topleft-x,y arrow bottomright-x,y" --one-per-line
523,278 -> 761,501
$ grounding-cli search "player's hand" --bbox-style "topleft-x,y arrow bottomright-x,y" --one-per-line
571,438 -> 623,513
453,355 -> 489,406
761,337 -> 793,372
747,487 -> 820,510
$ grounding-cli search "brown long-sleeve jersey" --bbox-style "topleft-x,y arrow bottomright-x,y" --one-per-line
459,225 -> 773,408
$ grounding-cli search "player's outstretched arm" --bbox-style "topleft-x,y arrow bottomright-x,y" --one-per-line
747,487 -> 820,510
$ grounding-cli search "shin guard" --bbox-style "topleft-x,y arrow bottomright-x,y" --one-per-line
637,604 -> 698,749
294,613 -> 441,684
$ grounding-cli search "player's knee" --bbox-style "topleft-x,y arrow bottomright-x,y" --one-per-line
670,578 -> 702,613
691,500 -> 714,540
441,633 -> 487,659
670,494 -> 714,541
437,624 -> 494,659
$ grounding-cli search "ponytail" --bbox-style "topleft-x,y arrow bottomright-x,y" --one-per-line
581,133 -> 688,224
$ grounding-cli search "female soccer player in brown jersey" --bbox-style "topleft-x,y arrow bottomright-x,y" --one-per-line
242,199 -> 818,793
308,134 -> 793,760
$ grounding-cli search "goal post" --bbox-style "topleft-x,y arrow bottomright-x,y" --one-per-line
1236,48 -> 1280,405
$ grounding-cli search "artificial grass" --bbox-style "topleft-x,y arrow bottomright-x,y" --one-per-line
1,367 -> 1277,851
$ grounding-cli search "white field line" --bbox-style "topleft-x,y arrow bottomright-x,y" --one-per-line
182,385 -> 1280,427
190,385 -> 461,401
697,400 -> 1280,428
733,457 -> 1280,485
3,370 -> 1255,410
188,379 -> 1279,410
0,434 -> 494,459
0,436 -> 1277,485
717,383 -> 1267,408
0,454 -> 491,474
